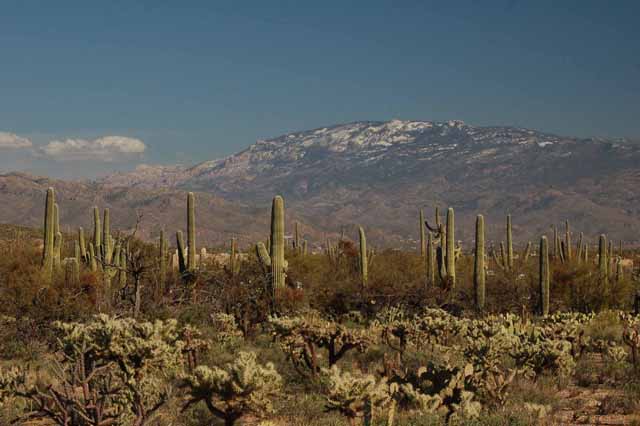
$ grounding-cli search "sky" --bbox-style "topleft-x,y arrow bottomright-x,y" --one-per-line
0,0 -> 639,178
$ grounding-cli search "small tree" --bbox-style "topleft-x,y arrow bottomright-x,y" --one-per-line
181,351 -> 282,426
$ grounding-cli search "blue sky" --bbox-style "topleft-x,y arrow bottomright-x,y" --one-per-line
0,0 -> 639,177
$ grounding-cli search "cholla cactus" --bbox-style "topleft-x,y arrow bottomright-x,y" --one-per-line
0,315 -> 188,425
322,365 -> 391,426
388,362 -> 481,422
268,314 -> 371,376
210,312 -> 244,346
181,351 -> 282,426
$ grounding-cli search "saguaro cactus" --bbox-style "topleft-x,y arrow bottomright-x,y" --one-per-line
419,209 -> 426,257
93,206 -> 102,259
599,234 -> 608,285
176,230 -> 187,274
187,192 -> 196,271
564,220 -> 572,262
474,215 -> 485,311
426,231 -> 435,286
358,226 -> 368,287
53,203 -> 61,262
294,221 -> 301,254
445,207 -> 456,289
78,227 -> 87,262
53,231 -> 63,269
539,236 -> 550,316
42,187 -> 55,275
506,214 -> 514,270
270,196 -> 286,295
103,209 -> 111,264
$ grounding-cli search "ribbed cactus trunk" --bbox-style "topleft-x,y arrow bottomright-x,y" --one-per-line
93,206 -> 102,261
294,221 -> 300,254
176,231 -> 187,273
66,258 -> 80,286
552,226 -> 559,259
119,249 -> 127,288
506,214 -> 513,270
187,192 -> 196,271
42,187 -> 55,276
426,231 -> 435,286
539,236 -> 550,316
576,232 -> 584,265
270,196 -> 286,297
78,227 -> 87,262
522,241 -> 532,263
474,215 -> 485,311
74,240 -> 80,262
419,209 -> 426,257
358,226 -> 368,287
53,203 -> 61,263
445,207 -> 455,289
599,234 -> 608,285
53,231 -> 62,270
103,209 -> 111,263
89,243 -> 97,272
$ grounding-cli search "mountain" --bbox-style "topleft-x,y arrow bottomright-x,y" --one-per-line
2,120 -> 640,248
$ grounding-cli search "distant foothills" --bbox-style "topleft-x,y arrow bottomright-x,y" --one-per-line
1,120 -> 639,248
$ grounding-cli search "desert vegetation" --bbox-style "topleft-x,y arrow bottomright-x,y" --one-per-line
0,187 -> 639,425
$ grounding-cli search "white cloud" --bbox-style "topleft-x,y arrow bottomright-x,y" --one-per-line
40,136 -> 146,161
0,132 -> 32,149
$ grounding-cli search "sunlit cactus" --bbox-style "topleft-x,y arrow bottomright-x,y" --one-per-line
53,231 -> 63,270
42,187 -> 55,276
270,195 -> 286,295
93,206 -> 101,259
358,226 -> 368,287
474,215 -> 485,311
506,214 -> 513,270
419,209 -> 426,257
176,230 -> 187,274
187,192 -> 196,271
539,236 -> 549,316
599,234 -> 608,286
445,207 -> 456,289
78,227 -> 87,262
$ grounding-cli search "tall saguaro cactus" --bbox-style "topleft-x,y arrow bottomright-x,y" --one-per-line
506,214 -> 514,270
426,231 -> 435,286
419,209 -> 426,257
445,207 -> 456,289
42,187 -> 55,276
358,226 -> 368,287
93,206 -> 102,259
53,203 -> 61,263
474,215 -> 486,311
564,220 -> 572,262
103,209 -> 111,264
270,196 -> 286,295
539,236 -> 550,316
187,192 -> 196,271
599,234 -> 608,286
78,227 -> 87,262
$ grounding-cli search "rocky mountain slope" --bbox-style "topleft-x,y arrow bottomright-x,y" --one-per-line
2,120 -> 640,248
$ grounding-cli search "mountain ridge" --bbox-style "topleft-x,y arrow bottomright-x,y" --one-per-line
2,119 -> 639,247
